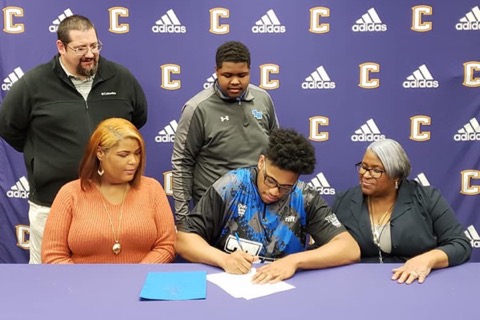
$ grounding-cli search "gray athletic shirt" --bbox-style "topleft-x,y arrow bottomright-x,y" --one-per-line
172,84 -> 279,222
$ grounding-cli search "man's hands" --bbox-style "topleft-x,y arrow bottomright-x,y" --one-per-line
222,252 -> 298,285
221,251 -> 255,274
251,257 -> 297,284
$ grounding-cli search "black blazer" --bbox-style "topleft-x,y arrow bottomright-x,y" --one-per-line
333,180 -> 471,265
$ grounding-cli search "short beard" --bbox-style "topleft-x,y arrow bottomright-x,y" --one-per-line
76,57 -> 98,77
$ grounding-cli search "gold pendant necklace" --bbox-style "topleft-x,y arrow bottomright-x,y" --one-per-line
101,184 -> 128,255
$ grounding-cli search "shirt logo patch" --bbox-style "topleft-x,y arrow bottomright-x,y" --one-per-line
325,213 -> 341,227
238,204 -> 247,217
252,109 -> 263,119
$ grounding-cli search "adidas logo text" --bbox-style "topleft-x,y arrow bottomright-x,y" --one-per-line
152,9 -> 186,33
252,9 -> 286,33
301,66 -> 336,90
351,134 -> 385,142
203,73 -> 217,89
456,6 -> 480,31
2,67 -> 24,91
308,172 -> 336,195
403,64 -> 439,89
465,225 -> 480,248
155,120 -> 177,143
351,119 -> 385,142
454,118 -> 480,141
352,8 -> 387,32
49,8 -> 73,33
7,176 -> 29,199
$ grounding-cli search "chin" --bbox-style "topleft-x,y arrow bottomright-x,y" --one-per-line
360,186 -> 373,195
262,194 -> 278,204
122,176 -> 135,184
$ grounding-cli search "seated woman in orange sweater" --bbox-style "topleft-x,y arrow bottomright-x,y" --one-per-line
42,118 -> 176,264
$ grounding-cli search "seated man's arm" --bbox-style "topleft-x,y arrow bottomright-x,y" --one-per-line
289,231 -> 360,269
176,231 -> 254,274
175,181 -> 255,274
253,193 -> 360,284
252,231 -> 359,284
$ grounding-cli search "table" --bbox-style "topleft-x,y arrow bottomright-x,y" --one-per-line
1,262 -> 478,320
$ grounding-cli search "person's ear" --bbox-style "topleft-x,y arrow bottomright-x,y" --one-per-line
96,147 -> 105,161
258,155 -> 265,169
56,40 -> 66,55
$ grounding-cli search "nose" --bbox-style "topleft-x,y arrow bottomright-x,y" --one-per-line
362,169 -> 374,179
269,186 -> 281,197
84,47 -> 96,57
230,76 -> 240,84
128,154 -> 139,164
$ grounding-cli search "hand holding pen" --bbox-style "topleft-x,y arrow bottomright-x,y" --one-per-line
235,233 -> 246,252
221,233 -> 255,274
236,233 -> 276,263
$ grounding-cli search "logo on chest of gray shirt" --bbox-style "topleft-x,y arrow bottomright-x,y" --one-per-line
251,110 -> 263,119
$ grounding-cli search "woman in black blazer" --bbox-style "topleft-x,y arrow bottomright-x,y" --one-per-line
333,138 -> 471,284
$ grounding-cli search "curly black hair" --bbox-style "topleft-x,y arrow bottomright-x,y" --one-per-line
215,41 -> 251,69
265,128 -> 316,175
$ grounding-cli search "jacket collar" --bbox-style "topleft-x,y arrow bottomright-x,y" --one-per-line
213,80 -> 254,102
348,187 -> 371,242
52,54 -> 112,86
390,180 -> 414,221
347,180 -> 414,240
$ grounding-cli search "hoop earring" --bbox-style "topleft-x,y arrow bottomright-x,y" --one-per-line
395,181 -> 399,189
97,167 -> 104,176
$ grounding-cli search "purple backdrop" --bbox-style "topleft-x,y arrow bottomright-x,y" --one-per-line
1,0 -> 479,263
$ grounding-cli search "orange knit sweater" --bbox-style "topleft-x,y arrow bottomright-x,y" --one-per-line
42,177 -> 176,264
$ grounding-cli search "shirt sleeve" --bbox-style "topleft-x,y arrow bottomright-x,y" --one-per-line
41,184 -> 75,264
172,103 -> 204,222
176,181 -> 228,245
424,187 -> 472,266
0,77 -> 32,152
140,180 -> 176,263
267,94 -> 280,131
305,190 -> 347,246
129,74 -> 148,129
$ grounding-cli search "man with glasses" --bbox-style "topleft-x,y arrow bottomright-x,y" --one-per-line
176,128 -> 360,283
0,15 -> 147,264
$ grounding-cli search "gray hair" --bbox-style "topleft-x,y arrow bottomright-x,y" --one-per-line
367,139 -> 411,180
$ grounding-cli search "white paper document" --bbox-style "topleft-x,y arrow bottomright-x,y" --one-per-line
206,268 -> 295,300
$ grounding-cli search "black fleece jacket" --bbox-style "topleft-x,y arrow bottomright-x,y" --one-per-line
0,55 -> 147,206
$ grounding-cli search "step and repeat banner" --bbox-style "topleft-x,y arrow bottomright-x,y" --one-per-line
1,0 -> 479,263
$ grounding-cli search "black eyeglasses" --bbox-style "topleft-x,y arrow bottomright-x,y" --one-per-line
64,41 -> 103,56
355,162 -> 385,179
263,164 -> 296,194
